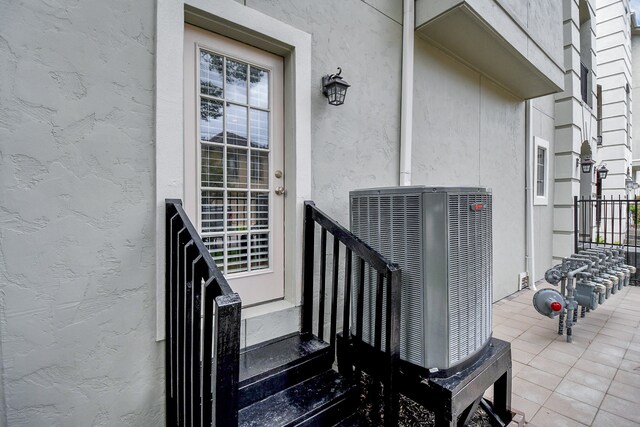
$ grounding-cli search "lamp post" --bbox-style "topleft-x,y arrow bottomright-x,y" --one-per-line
595,165 -> 608,242
625,176 -> 634,198
578,157 -> 596,242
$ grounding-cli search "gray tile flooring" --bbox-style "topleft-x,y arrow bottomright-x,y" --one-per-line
487,283 -> 640,426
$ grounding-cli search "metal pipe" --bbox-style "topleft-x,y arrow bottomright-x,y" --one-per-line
525,100 -> 536,290
399,0 -> 414,186
565,264 -> 589,342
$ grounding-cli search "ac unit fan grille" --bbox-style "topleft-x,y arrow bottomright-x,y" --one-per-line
351,194 -> 424,366
447,193 -> 493,365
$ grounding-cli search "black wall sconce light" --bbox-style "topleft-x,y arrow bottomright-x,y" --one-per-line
322,67 -> 350,106
578,157 -> 596,174
597,164 -> 609,181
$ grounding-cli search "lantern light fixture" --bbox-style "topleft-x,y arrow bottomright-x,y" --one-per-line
322,67 -> 350,106
597,164 -> 609,181
626,176 -> 634,190
578,157 -> 596,174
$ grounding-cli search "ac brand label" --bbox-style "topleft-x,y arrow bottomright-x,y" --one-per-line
470,203 -> 484,212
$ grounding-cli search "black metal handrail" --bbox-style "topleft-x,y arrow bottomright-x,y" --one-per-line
165,199 -> 241,427
301,201 -> 401,425
574,195 -> 639,284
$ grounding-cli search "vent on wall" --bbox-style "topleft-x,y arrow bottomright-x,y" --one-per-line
518,272 -> 530,290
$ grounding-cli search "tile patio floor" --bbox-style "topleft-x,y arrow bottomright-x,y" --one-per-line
487,283 -> 640,427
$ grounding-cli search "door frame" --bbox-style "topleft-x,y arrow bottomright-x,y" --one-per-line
155,0 -> 312,340
183,24 -> 286,306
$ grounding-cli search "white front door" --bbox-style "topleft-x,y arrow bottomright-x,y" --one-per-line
184,24 -> 285,306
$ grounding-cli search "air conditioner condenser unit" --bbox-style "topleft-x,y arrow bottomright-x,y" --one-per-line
350,186 -> 493,371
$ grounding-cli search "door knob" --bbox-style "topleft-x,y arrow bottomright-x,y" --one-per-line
275,186 -> 286,196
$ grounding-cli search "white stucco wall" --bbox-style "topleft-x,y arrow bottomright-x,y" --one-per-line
0,0 -> 163,425
553,0 -> 599,262
632,31 -> 640,165
596,0 -> 634,196
531,96 -> 557,280
411,39 -> 527,301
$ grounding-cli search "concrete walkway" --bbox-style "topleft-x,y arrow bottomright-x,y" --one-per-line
489,283 -> 640,426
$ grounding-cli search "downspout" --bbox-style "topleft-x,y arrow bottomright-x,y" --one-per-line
399,0 -> 414,186
525,100 -> 537,291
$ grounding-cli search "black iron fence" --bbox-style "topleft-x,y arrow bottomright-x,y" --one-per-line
574,195 -> 640,284
302,201 -> 401,425
165,199 -> 242,426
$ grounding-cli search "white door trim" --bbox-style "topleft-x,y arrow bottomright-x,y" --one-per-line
184,25 -> 286,305
155,0 -> 311,340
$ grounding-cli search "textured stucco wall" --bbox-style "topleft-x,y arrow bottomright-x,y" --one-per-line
553,0 -> 598,262
411,39 -> 526,301
531,96 -> 557,280
633,33 -> 640,161
244,0 -> 403,225
596,0 -> 633,196
0,0 -> 162,425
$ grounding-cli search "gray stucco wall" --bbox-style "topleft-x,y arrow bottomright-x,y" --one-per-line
531,96 -> 556,280
244,0 -> 403,225
411,38 -> 526,301
0,1 -> 162,425
0,0 -> 561,423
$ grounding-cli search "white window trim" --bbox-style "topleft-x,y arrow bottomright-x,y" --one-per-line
155,0 -> 312,340
533,136 -> 549,206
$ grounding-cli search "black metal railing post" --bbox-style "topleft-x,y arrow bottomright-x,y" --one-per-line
574,196 -> 579,252
301,201 -> 401,426
165,199 -> 241,427
301,201 -> 316,335
385,269 -> 401,426
212,292 -> 241,426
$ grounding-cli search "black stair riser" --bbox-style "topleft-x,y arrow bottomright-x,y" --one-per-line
239,352 -> 333,409
296,393 -> 358,427
238,370 -> 357,427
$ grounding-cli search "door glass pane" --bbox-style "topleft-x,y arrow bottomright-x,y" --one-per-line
226,59 -> 247,104
249,66 -> 269,109
227,104 -> 248,146
200,99 -> 223,142
200,51 -> 223,97
227,234 -> 248,273
250,192 -> 269,230
198,48 -> 272,275
227,147 -> 248,188
201,144 -> 224,188
227,191 -> 248,232
250,109 -> 269,149
251,151 -> 269,190
203,235 -> 225,273
251,233 -> 269,270
202,191 -> 224,233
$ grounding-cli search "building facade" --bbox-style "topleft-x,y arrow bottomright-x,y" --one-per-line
0,0 -> 634,424
597,0 -> 634,199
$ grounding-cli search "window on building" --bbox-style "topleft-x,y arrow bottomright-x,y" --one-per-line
597,84 -> 602,145
534,137 -> 549,205
536,147 -> 546,196
579,0 -> 592,107
580,63 -> 589,104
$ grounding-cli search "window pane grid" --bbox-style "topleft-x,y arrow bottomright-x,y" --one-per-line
536,147 -> 546,197
198,48 -> 272,276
